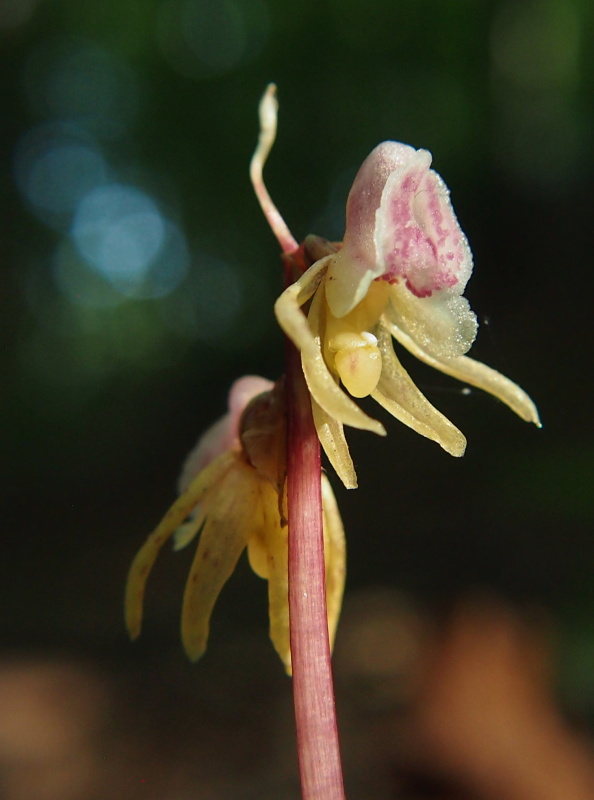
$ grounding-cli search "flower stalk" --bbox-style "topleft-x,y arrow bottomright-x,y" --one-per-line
284,250 -> 346,800
251,84 -> 346,798
126,80 -> 539,800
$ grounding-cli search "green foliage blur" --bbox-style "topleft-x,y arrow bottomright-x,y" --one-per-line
2,0 -> 594,715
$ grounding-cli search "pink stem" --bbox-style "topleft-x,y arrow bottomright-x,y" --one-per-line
284,255 -> 346,800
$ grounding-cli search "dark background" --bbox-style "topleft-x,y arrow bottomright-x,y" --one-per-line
1,1 -> 593,797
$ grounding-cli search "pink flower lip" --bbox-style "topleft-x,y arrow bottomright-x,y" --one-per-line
374,150 -> 471,299
324,142 -> 473,321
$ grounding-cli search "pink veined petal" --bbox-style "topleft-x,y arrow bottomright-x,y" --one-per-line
324,141 -> 418,319
375,153 -> 473,299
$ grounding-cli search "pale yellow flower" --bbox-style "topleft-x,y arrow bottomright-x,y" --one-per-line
275,142 -> 540,489
125,376 -> 345,674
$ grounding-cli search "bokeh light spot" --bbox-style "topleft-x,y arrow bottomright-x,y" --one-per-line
72,185 -> 189,299
14,124 -> 109,230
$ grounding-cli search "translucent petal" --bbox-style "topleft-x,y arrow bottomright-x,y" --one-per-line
181,459 -> 261,661
311,397 -> 358,489
321,474 -> 346,651
386,282 -> 477,358
125,451 -> 235,641
387,322 -> 541,426
371,326 -> 466,457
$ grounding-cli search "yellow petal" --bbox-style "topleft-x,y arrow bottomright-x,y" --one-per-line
387,322 -> 541,426
276,253 -> 331,310
172,508 -> 206,551
247,530 -> 269,579
260,480 -> 291,673
181,459 -> 261,661
311,397 -> 358,489
125,451 -> 235,641
275,258 -> 385,436
305,282 -> 385,433
321,474 -> 346,651
371,326 -> 467,457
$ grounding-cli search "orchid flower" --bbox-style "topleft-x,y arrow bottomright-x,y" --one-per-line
125,375 -> 346,674
273,134 -> 540,489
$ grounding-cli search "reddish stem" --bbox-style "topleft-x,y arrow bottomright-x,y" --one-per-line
284,253 -> 346,800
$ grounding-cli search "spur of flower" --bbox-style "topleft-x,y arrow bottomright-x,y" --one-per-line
124,375 -> 345,674
273,138 -> 541,489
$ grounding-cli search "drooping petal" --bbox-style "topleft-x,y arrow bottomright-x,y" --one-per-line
260,480 -> 291,673
388,323 -> 541,426
125,451 -> 235,641
275,258 -> 386,436
371,326 -> 467,457
311,397 -> 358,490
246,530 -> 269,578
321,473 -> 346,651
386,283 -> 478,358
181,458 -> 262,661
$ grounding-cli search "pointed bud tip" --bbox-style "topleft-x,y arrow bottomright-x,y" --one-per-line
183,638 -> 207,663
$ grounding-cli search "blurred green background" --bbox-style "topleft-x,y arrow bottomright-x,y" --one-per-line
1,0 -> 594,796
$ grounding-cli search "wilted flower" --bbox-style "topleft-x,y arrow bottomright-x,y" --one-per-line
275,142 -> 540,489
125,376 -> 345,674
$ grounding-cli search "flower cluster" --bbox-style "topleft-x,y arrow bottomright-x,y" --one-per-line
275,141 -> 540,489
125,376 -> 345,674
125,86 -> 540,674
